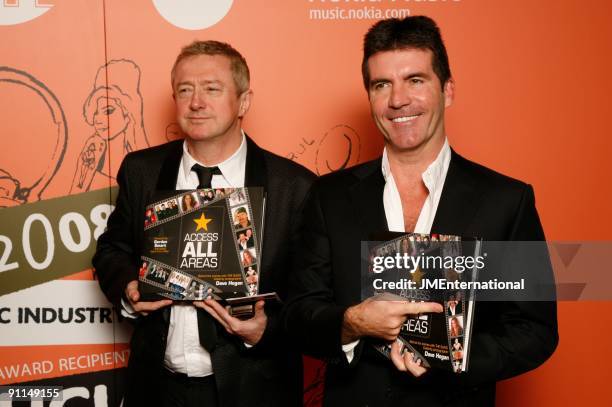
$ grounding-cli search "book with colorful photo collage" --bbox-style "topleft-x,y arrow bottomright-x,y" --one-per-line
139,187 -> 264,301
364,233 -> 482,373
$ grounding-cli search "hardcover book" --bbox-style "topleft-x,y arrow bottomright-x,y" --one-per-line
138,187 -> 264,301
363,233 -> 482,373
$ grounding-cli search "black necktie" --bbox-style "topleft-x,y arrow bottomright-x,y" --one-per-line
191,164 -> 221,189
191,163 -> 222,351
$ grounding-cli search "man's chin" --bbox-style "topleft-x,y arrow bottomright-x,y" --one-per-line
384,137 -> 425,152
183,131 -> 219,142
383,132 -> 444,154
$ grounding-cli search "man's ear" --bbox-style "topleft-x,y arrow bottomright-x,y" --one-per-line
238,89 -> 253,118
443,78 -> 455,108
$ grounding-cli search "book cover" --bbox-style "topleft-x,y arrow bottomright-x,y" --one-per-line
138,187 -> 264,301
363,233 -> 482,373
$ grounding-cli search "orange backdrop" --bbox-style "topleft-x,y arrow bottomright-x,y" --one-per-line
1,0 -> 610,405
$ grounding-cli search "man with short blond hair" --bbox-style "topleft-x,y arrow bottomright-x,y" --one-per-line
171,40 -> 250,94
94,40 -> 313,407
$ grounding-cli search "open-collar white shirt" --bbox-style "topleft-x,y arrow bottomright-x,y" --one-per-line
382,138 -> 451,233
343,138 -> 451,363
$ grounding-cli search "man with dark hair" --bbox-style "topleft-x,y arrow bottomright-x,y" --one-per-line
360,16 -> 451,90
94,40 -> 313,407
285,16 -> 557,406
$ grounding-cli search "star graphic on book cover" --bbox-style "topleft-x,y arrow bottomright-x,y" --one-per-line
193,213 -> 212,231
412,267 -> 424,286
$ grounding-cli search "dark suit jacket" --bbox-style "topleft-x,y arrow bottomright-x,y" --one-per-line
93,137 -> 314,407
285,150 -> 558,406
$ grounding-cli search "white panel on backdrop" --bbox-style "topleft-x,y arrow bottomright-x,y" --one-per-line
152,0 -> 233,30
0,0 -> 52,26
0,280 -> 132,346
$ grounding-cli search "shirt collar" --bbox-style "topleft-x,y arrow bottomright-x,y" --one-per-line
181,131 -> 247,187
422,138 -> 451,194
382,138 -> 451,194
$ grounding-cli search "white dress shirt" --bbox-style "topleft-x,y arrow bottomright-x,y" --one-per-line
342,139 -> 452,362
164,134 -> 247,377
122,134 -> 247,377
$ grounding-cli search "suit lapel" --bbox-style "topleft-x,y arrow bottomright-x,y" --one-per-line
149,141 -> 183,342
348,151 -> 483,239
244,135 -> 267,191
155,140 -> 183,190
155,137 -> 266,190
243,136 -> 276,285
431,150 -> 482,236
348,159 -> 388,240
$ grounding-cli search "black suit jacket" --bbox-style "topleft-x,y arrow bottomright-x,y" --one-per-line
93,137 -> 314,407
285,150 -> 558,406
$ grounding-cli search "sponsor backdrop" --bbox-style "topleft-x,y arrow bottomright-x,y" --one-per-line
1,0 -> 610,405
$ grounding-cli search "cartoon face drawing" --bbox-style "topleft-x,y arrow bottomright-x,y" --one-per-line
70,59 -> 149,194
92,97 -> 130,140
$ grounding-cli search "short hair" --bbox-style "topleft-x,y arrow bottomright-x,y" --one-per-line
362,16 -> 451,90
235,207 -> 247,215
171,40 -> 250,94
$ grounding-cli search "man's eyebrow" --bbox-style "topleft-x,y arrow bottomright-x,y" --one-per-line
175,79 -> 223,87
369,78 -> 389,88
175,80 -> 194,88
404,71 -> 431,80
199,79 -> 223,86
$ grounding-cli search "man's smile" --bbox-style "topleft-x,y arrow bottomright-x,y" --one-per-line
390,113 -> 423,123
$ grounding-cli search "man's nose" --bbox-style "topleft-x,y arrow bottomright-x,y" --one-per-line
388,83 -> 411,109
190,89 -> 206,110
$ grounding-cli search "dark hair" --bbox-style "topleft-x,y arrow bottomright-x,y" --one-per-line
182,193 -> 194,212
362,16 -> 451,90
172,40 -> 250,94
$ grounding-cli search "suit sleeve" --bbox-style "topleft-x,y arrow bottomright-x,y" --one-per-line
247,171 -> 316,356
283,183 -> 349,359
93,156 -> 140,308
461,184 -> 558,385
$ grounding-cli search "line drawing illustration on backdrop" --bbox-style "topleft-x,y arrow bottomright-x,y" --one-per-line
0,66 -> 68,207
288,124 -> 361,176
165,122 -> 182,142
70,59 -> 149,194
